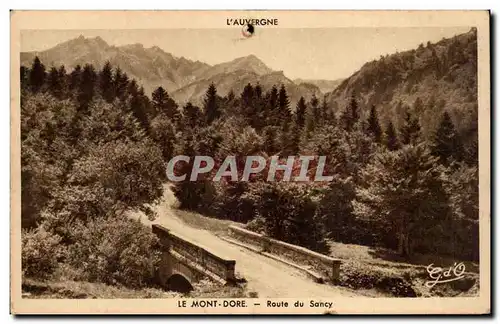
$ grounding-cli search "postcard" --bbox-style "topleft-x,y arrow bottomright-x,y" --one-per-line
10,10 -> 490,315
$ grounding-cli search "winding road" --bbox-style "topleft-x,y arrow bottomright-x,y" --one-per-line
136,186 -> 359,298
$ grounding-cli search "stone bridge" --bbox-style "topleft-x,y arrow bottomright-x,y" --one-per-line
152,224 -> 237,293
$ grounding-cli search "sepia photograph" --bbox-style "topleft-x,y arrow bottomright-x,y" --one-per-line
10,10 -> 490,315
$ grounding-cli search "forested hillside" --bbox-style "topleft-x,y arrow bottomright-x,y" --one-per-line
20,28 -> 479,293
326,28 -> 477,151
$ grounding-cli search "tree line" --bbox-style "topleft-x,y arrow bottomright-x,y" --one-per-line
21,55 -> 479,289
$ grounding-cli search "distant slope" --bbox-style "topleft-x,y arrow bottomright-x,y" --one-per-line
196,55 -> 274,81
325,28 -> 478,139
293,78 -> 344,94
20,35 -> 211,95
172,70 -> 322,108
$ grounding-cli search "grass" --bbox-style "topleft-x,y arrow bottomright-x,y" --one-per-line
170,208 -> 238,235
328,241 -> 479,273
22,278 -> 180,299
165,184 -> 239,235
326,241 -> 479,297
22,277 -> 251,299
188,279 -> 253,298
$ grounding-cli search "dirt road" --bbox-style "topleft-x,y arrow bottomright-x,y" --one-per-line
136,186 -> 359,298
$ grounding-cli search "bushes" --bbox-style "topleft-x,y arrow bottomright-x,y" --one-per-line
22,216 -> 162,289
65,216 -> 161,289
243,182 -> 329,254
22,227 -> 63,279
316,175 -> 372,245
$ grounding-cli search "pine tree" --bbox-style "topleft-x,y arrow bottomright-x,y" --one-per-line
226,90 -> 235,102
241,83 -> 255,107
77,64 -> 97,110
204,83 -> 220,124
268,85 -> 278,110
57,65 -> 67,97
288,97 -> 307,155
151,86 -> 167,111
340,93 -> 360,131
268,85 -> 279,125
254,83 -> 263,99
113,67 -> 129,100
128,79 -> 139,97
278,84 -> 291,122
129,88 -> 151,131
29,56 -> 46,93
99,61 -> 114,103
152,86 -> 180,123
262,126 -> 279,154
385,120 -> 400,151
47,67 -> 63,99
20,66 -> 29,91
183,102 -> 202,129
69,65 -> 82,91
305,94 -> 320,135
252,84 -> 266,130
366,105 -> 382,143
277,85 -> 293,153
240,83 -> 256,126
432,111 -> 462,164
295,96 -> 307,130
322,97 -> 337,126
400,110 -> 421,145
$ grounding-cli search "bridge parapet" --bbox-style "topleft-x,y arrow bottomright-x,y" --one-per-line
152,224 -> 236,285
228,225 -> 341,283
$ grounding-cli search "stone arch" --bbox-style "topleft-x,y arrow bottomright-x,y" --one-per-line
166,274 -> 194,293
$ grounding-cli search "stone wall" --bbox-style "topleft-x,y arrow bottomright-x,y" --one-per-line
228,225 -> 341,283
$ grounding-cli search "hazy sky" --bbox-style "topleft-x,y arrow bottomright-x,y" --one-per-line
21,27 -> 470,80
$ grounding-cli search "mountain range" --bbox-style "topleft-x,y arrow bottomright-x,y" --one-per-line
20,36 -> 332,106
21,28 -> 478,137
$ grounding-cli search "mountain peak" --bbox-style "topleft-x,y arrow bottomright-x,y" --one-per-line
244,54 -> 259,60
90,36 -> 109,48
234,54 -> 261,63
61,35 -> 110,49
228,54 -> 273,75
121,43 -> 144,50
150,45 -> 163,52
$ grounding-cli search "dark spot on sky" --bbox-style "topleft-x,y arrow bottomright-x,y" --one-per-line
247,24 -> 255,35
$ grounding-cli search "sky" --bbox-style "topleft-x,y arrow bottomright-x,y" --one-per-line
21,27 -> 471,80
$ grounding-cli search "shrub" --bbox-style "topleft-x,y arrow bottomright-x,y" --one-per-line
48,138 -> 165,223
65,216 -> 161,289
22,226 -> 63,279
243,182 -> 329,254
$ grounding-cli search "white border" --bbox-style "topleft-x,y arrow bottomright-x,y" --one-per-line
2,1 -> 498,323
